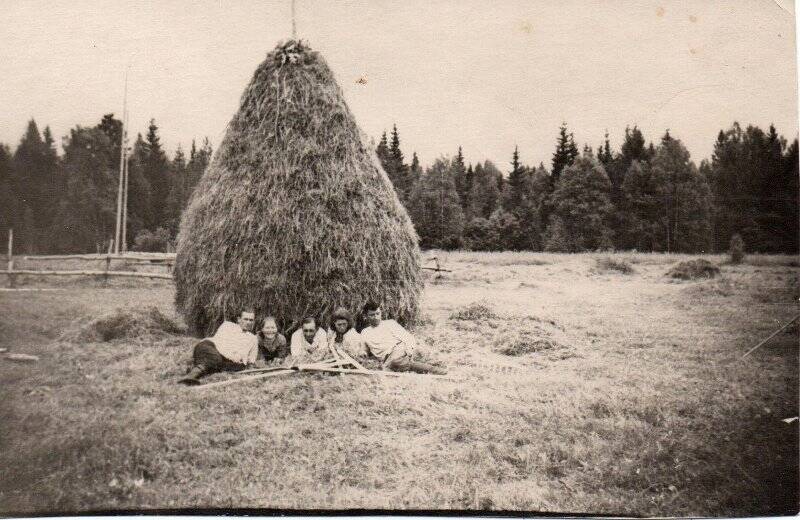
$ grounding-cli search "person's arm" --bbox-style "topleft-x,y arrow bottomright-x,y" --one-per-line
289,330 -> 304,358
392,320 -> 417,350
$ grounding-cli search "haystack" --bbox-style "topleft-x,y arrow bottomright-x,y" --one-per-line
174,41 -> 422,336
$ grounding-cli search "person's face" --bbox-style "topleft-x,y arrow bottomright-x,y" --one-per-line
261,319 -> 277,339
238,312 -> 255,332
334,318 -> 349,334
302,322 -> 317,343
366,308 -> 382,327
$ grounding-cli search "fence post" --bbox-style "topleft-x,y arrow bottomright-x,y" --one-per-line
7,228 -> 14,289
104,239 -> 113,286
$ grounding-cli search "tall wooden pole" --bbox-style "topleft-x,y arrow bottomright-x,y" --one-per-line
291,0 -> 297,39
121,109 -> 130,253
114,70 -> 129,254
7,228 -> 14,288
120,140 -> 128,253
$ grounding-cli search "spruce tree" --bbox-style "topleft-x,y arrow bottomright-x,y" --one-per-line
125,134 -> 154,246
453,146 -> 470,209
376,131 -> 389,168
387,125 -> 410,200
551,122 -> 579,185
503,145 -> 526,213
140,119 -> 170,230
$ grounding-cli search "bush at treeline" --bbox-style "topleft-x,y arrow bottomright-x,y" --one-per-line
0,118 -> 796,254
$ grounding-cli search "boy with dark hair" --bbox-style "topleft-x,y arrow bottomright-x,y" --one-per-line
360,301 -> 446,374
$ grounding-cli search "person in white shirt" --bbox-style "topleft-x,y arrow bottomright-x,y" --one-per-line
360,301 -> 446,374
289,316 -> 328,363
178,309 -> 259,385
327,307 -> 367,359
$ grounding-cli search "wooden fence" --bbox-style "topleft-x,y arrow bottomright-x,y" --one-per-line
3,230 -> 174,287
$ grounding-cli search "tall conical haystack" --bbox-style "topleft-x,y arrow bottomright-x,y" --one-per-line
174,40 -> 422,337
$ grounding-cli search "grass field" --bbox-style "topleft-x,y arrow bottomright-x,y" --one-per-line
0,252 -> 797,515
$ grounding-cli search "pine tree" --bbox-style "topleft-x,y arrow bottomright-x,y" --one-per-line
551,122 -> 579,185
407,157 -> 464,249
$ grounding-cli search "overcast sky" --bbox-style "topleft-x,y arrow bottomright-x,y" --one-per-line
1,0 -> 797,171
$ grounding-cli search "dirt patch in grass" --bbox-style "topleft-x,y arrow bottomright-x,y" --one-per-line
61,307 -> 186,343
666,259 -> 721,280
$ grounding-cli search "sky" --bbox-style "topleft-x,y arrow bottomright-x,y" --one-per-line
1,0 -> 797,171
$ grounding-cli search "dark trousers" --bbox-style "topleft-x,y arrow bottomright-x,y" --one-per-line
192,340 -> 246,376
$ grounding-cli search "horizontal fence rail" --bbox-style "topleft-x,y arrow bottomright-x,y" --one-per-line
3,269 -> 173,280
4,251 -> 175,287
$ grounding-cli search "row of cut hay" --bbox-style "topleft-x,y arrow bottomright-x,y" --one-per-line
174,41 -> 422,336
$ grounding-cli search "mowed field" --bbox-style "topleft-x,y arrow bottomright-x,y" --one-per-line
0,252 -> 797,516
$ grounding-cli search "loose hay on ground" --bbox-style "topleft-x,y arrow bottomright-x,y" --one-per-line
60,307 -> 185,343
666,259 -> 721,280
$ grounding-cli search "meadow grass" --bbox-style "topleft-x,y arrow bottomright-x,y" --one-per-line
0,252 -> 797,515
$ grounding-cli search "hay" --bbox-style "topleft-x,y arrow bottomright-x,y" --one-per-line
449,301 -> 498,321
666,259 -> 721,280
493,329 -> 563,356
594,257 -> 635,274
174,40 -> 422,336
61,307 -> 185,343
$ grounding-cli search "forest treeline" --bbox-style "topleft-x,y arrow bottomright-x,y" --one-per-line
0,115 -> 796,254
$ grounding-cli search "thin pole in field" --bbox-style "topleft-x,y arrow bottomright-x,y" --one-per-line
114,70 -> 129,254
291,0 -> 297,39
121,108 -> 130,253
7,228 -> 14,288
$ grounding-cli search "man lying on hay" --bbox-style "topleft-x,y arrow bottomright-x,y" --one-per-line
360,301 -> 447,375
178,309 -> 259,385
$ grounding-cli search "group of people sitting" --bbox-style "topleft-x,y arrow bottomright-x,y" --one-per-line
178,301 -> 446,385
